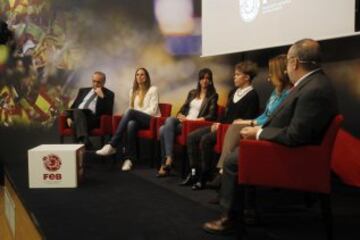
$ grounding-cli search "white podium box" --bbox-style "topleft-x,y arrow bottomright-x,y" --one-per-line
28,144 -> 85,188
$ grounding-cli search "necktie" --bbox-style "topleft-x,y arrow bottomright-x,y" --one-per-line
83,92 -> 97,109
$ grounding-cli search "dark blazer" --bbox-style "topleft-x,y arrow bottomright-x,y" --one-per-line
178,89 -> 218,121
221,88 -> 259,123
71,87 -> 114,117
260,70 -> 338,146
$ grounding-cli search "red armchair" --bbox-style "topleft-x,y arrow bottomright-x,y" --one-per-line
332,129 -> 360,187
175,105 -> 226,145
173,105 -> 226,176
237,115 -> 343,240
58,113 -> 112,145
112,103 -> 172,166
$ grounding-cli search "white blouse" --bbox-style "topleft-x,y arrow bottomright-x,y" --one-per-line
233,86 -> 253,103
186,98 -> 203,120
129,86 -> 161,117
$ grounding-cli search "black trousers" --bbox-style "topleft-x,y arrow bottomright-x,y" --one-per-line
187,126 -> 217,178
67,109 -> 99,140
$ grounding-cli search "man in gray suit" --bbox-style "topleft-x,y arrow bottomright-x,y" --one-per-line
203,39 -> 338,234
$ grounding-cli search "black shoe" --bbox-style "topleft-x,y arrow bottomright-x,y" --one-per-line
84,139 -> 94,150
203,216 -> 236,235
78,137 -> 93,150
179,173 -> 197,186
207,174 -> 222,189
243,209 -> 259,225
192,181 -> 204,190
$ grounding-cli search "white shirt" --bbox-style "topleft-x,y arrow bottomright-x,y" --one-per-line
129,86 -> 160,117
186,98 -> 203,120
294,68 -> 321,87
78,89 -> 97,113
233,86 -> 254,103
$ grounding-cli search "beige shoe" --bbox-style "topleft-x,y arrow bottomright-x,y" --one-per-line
96,144 -> 116,156
121,159 -> 133,171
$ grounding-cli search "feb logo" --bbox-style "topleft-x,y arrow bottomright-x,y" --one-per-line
42,154 -> 62,171
239,0 -> 261,23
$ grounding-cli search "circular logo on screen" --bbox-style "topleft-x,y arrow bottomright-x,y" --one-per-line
42,154 -> 62,171
239,0 -> 261,22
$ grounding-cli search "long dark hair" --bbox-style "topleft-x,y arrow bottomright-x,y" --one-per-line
131,67 -> 151,108
196,68 -> 216,97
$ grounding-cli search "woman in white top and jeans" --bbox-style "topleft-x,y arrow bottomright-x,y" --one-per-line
96,67 -> 160,171
157,68 -> 218,177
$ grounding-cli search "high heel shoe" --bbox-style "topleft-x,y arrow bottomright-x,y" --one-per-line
163,164 -> 172,172
156,164 -> 171,178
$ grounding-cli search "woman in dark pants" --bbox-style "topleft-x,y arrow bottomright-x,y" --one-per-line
184,61 -> 260,189
96,67 -> 160,171
157,68 -> 218,177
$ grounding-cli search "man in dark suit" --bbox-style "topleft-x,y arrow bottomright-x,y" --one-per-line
203,39 -> 338,234
66,71 -> 114,147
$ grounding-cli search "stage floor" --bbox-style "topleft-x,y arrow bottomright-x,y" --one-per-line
3,156 -> 360,240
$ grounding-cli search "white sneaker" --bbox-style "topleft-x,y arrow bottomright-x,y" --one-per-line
96,144 -> 116,156
121,159 -> 133,171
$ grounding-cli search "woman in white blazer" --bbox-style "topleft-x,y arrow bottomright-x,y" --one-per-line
96,67 -> 160,171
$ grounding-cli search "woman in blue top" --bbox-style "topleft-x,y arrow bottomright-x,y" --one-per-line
215,54 -> 292,175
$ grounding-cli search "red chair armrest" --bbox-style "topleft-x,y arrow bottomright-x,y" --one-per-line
99,115 -> 112,134
184,120 -> 213,133
214,123 -> 230,153
59,113 -> 68,132
238,140 -> 330,193
112,115 -> 122,134
176,120 -> 213,144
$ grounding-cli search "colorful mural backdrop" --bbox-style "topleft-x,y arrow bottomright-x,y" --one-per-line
0,0 -> 359,138
0,0 -> 232,127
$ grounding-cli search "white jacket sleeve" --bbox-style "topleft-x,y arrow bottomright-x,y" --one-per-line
141,86 -> 159,116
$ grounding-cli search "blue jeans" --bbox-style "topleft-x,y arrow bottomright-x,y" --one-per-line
110,109 -> 151,161
159,117 -> 182,164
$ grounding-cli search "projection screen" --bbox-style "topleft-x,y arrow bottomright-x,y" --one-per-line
202,0 -> 356,56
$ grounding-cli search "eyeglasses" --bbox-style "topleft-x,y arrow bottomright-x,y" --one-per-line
92,80 -> 102,84
286,56 -> 296,65
287,56 -> 318,65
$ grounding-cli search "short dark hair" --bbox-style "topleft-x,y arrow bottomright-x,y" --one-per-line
235,61 -> 259,82
292,38 -> 321,70
94,71 -> 106,82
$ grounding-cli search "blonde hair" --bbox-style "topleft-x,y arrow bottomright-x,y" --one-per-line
130,67 -> 151,108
